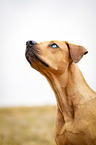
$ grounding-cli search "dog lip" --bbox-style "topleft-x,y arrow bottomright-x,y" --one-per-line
25,50 -> 33,65
34,54 -> 49,67
25,49 -> 49,67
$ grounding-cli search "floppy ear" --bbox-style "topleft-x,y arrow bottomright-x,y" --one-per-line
66,42 -> 88,63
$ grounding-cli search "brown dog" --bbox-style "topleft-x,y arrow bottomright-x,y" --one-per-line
25,40 -> 96,145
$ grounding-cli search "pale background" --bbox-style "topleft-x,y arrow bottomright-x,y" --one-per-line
0,0 -> 96,107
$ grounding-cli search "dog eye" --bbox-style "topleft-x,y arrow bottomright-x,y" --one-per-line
49,43 -> 59,48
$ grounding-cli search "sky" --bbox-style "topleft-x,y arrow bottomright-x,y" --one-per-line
0,0 -> 96,107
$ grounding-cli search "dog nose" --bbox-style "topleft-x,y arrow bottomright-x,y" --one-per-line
26,40 -> 37,47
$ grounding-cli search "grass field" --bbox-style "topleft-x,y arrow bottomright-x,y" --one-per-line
0,106 -> 56,145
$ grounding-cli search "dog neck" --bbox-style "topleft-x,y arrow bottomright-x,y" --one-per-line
46,62 -> 94,122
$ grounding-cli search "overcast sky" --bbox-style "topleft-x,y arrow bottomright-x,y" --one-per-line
0,0 -> 96,107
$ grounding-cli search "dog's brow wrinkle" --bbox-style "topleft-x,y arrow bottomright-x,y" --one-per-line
50,41 -> 54,44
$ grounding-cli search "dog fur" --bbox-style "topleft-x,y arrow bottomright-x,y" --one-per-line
25,40 -> 96,145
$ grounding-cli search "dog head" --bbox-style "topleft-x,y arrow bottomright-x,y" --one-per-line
25,40 -> 88,74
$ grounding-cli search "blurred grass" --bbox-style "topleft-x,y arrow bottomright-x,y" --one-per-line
0,106 -> 56,145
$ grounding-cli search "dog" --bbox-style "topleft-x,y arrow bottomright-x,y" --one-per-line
25,40 -> 96,145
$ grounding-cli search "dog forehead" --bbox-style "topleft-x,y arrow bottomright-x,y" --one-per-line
39,41 -> 50,46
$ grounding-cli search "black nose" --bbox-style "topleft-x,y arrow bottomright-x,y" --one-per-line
26,40 -> 37,47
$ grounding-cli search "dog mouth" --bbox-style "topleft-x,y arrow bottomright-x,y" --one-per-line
35,54 -> 49,67
25,49 -> 49,68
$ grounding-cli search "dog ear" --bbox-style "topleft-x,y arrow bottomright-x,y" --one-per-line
66,42 -> 88,63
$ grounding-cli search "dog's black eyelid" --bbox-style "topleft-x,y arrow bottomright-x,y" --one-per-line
49,43 -> 59,48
